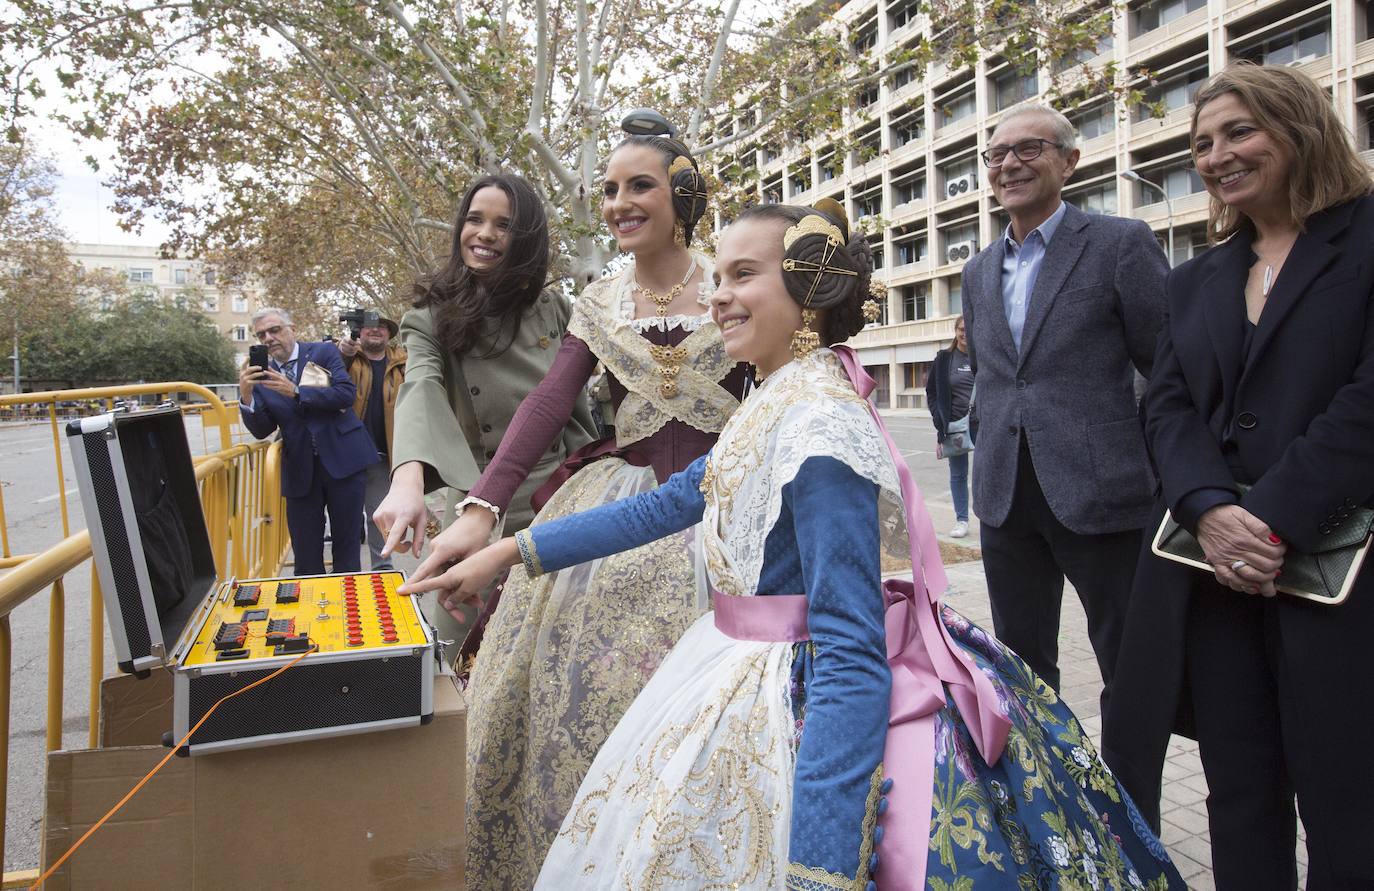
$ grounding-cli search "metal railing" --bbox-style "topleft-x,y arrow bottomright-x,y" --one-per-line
0,383 -> 287,887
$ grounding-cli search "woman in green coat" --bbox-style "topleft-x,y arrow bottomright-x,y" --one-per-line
373,173 -> 596,649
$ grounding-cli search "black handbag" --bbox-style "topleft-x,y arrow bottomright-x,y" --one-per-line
1151,485 -> 1373,605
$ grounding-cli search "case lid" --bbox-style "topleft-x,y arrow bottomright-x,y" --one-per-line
68,405 -> 219,673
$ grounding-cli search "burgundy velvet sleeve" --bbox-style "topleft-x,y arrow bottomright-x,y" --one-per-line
468,333 -> 598,512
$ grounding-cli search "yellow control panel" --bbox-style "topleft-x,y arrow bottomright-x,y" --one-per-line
182,572 -> 428,667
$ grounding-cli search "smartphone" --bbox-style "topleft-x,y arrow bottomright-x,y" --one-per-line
248,344 -> 269,372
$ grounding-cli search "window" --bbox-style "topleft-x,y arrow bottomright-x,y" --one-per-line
892,167 -> 926,205
762,175 -> 783,203
868,297 -> 889,326
1070,103 -> 1115,141
853,126 -> 882,165
852,17 -> 878,54
818,151 -> 838,182
938,156 -> 980,200
789,162 -> 812,196
894,232 -> 928,265
1170,227 -> 1210,265
1134,66 -> 1207,121
203,295 -> 218,312
231,326 -> 248,342
898,284 -> 931,321
856,83 -> 880,110
232,295 -> 249,313
1159,162 -> 1204,200
1067,180 -> 1117,215
936,87 -> 976,128
902,362 -> 929,390
941,222 -> 979,264
947,276 -> 963,314
174,268 -> 189,284
1055,31 -> 1115,71
1235,21 -> 1330,66
854,182 -> 883,218
204,268 -> 217,285
890,107 -> 924,148
889,0 -> 921,30
127,268 -> 154,283
1132,0 -> 1205,36
892,65 -> 917,92
763,143 -> 780,164
870,238 -> 885,270
992,68 -> 1038,111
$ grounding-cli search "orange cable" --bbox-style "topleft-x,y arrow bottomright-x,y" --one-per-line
29,641 -> 319,890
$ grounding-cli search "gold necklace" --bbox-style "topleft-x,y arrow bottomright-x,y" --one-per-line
634,259 -> 695,317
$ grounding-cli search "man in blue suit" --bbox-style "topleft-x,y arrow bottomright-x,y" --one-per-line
238,307 -> 378,575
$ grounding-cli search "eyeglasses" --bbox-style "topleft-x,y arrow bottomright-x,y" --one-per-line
254,325 -> 287,341
980,138 -> 1062,168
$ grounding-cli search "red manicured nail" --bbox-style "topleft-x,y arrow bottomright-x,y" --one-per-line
1268,534 -> 1282,544
1275,570 -> 1283,577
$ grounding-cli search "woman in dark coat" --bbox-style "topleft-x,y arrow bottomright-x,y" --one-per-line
925,315 -> 976,538
1103,62 -> 1374,890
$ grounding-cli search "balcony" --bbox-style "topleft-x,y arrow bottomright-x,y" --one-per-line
1131,189 -> 1209,225
1358,38 -> 1374,66
1128,102 -> 1194,148
1128,7 -> 1207,64
886,257 -> 933,281
1078,131 -> 1117,161
888,197 -> 929,222
934,114 -> 979,143
849,153 -> 886,181
888,136 -> 926,166
850,316 -> 958,350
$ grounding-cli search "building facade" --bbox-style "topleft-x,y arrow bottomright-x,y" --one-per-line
715,0 -> 1373,409
68,243 -> 263,362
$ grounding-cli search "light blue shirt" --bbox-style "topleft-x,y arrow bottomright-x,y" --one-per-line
240,343 -> 300,413
1000,201 -> 1067,353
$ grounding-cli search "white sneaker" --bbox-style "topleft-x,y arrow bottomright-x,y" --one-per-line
950,521 -> 969,538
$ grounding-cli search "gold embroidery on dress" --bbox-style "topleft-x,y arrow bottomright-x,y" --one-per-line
465,458 -> 702,889
568,269 -> 740,447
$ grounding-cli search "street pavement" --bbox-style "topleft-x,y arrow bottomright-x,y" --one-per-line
0,409 -> 1303,885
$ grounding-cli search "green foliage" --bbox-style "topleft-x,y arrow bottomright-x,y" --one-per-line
22,294 -> 237,385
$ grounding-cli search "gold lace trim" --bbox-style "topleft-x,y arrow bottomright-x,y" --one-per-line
784,862 -> 857,890
514,528 -> 543,577
782,768 -> 880,888
569,272 -> 739,447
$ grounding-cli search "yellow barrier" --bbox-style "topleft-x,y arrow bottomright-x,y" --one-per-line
0,383 -> 287,884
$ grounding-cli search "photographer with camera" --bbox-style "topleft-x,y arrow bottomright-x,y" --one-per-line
336,307 -> 407,572
238,307 -> 377,575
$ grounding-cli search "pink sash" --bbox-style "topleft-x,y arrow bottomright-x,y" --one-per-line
710,347 -> 1010,890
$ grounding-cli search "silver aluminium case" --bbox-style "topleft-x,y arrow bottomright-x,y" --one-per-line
67,406 -> 217,675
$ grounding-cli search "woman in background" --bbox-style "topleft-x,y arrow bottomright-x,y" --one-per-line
926,315 -> 976,538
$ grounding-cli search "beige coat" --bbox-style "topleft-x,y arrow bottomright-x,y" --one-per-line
390,290 -> 597,533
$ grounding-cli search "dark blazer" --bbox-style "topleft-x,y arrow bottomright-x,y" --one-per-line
241,340 -> 379,499
924,347 -> 978,442
962,202 -> 1168,534
1104,195 -> 1374,824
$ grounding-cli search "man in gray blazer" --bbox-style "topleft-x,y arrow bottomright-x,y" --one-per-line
962,103 -> 1167,706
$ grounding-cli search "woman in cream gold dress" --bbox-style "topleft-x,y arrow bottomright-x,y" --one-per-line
417,202 -> 1183,890
402,132 -> 748,887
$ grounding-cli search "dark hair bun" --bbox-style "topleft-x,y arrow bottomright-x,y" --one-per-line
668,155 -> 709,246
780,212 -> 875,342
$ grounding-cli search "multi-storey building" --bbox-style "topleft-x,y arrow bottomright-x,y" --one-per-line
714,0 -> 1372,409
68,243 -> 264,362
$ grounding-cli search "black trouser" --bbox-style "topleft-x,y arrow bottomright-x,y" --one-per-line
979,441 -> 1141,713
1187,583 -> 1374,890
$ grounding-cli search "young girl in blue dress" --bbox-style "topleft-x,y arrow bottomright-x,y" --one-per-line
408,202 -> 1183,890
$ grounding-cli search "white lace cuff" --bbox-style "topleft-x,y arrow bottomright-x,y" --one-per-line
456,496 -> 505,541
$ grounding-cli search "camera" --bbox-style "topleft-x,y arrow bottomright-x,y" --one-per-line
338,307 -> 381,341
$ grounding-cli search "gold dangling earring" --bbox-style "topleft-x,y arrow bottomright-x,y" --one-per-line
790,309 -> 820,360
673,219 -> 687,247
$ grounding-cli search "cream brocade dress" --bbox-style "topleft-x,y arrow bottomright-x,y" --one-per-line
533,350 -> 907,888
464,257 -> 741,889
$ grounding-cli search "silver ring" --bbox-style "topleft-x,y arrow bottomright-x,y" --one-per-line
1230,559 -> 1248,572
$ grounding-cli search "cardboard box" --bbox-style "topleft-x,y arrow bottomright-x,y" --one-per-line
42,674 -> 466,890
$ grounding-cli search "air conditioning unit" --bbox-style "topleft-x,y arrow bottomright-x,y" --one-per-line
946,240 -> 978,264
945,173 -> 978,199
